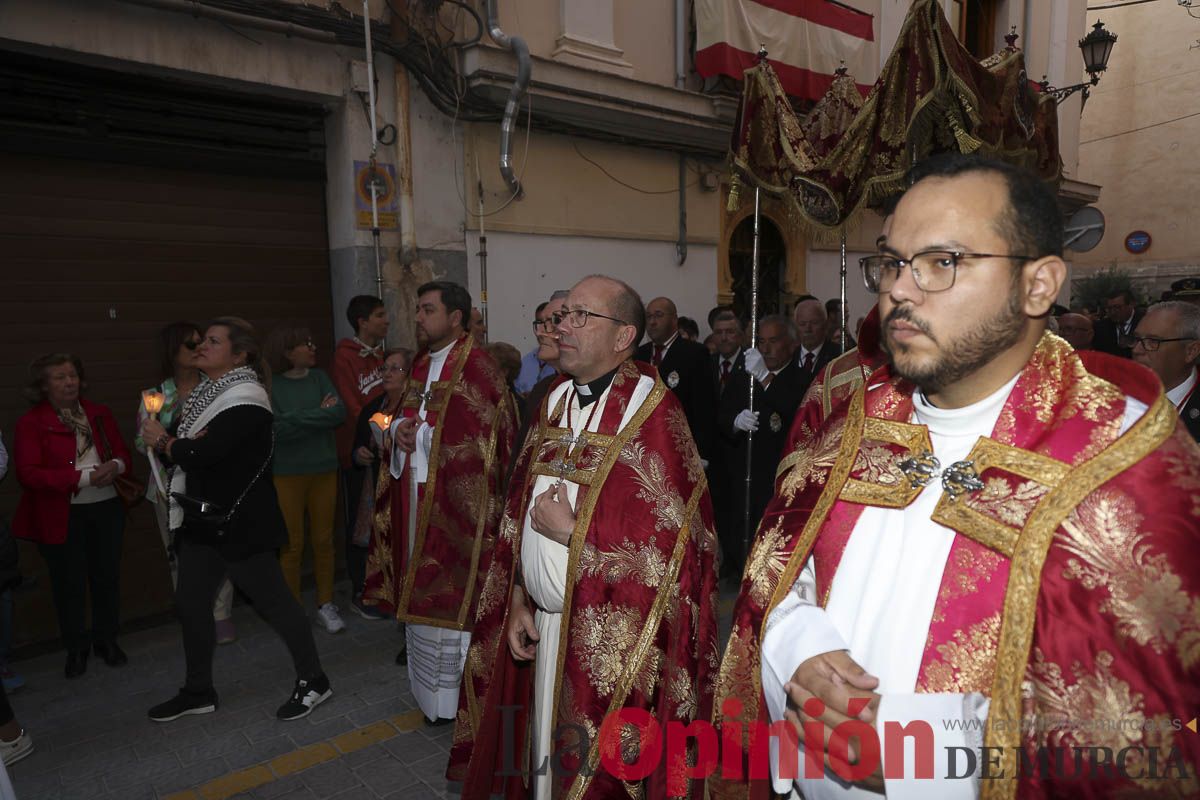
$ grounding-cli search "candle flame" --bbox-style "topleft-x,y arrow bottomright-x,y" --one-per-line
142,390 -> 165,415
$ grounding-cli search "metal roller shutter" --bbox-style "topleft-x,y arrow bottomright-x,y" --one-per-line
0,51 -> 333,648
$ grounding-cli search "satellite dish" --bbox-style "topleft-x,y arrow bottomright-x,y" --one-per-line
1064,206 -> 1105,253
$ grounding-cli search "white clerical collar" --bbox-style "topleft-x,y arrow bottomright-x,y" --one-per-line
1166,368 -> 1198,410
429,338 -> 456,360
913,372 -> 1021,438
573,365 -> 619,407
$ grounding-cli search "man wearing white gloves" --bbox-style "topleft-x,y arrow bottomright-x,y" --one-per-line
715,314 -> 808,581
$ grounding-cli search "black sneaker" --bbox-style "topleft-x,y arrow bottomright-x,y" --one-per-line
276,674 -> 332,721
350,599 -> 389,621
149,688 -> 218,722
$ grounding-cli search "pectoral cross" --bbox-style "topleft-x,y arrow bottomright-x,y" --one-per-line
549,432 -> 585,486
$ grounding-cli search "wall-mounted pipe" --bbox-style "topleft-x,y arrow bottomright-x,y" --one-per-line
485,0 -> 530,199
114,0 -> 338,43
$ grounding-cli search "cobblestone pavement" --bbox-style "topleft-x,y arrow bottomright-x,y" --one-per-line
7,584 -> 451,800
6,581 -> 738,799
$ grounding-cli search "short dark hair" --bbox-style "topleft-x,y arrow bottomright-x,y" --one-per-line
1107,289 -> 1135,305
711,309 -> 742,329
417,281 -> 472,330
904,152 -> 1063,258
824,299 -> 843,314
678,317 -> 700,339
265,325 -> 314,374
534,301 -> 549,319
707,305 -> 734,328
24,353 -> 86,404
346,295 -> 384,333
156,321 -> 202,382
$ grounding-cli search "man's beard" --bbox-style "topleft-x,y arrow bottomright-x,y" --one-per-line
882,287 -> 1025,394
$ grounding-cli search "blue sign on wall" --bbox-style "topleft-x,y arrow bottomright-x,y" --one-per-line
1124,230 -> 1152,254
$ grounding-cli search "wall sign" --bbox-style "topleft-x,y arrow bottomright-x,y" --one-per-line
354,161 -> 399,230
1124,230 -> 1151,254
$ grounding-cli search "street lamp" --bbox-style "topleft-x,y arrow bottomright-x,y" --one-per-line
1038,20 -> 1118,107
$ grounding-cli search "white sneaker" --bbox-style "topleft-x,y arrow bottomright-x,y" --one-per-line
317,603 -> 346,634
0,729 -> 33,766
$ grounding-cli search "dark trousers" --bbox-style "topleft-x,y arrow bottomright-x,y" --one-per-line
176,536 -> 322,692
39,498 -> 125,652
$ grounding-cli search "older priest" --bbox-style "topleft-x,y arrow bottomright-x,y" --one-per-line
449,275 -> 720,800
711,154 -> 1200,800
384,281 -> 516,724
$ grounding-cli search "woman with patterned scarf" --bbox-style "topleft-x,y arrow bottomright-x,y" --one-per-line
140,317 -> 333,723
13,353 -> 133,679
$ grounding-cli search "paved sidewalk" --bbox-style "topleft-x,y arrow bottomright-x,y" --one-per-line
6,584 -> 454,800
6,581 -> 739,799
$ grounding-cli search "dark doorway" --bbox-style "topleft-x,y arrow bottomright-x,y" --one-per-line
729,215 -> 787,322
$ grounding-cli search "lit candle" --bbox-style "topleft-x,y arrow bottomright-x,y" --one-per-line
369,412 -> 393,430
142,389 -> 165,419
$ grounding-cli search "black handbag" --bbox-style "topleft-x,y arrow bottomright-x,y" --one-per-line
171,431 -> 273,540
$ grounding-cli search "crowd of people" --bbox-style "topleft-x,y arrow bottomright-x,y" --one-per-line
1,152 -> 1197,795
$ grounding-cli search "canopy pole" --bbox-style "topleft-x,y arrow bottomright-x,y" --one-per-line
742,184 -> 762,561
840,230 -> 849,354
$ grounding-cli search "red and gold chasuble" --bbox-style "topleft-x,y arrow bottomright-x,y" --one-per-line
448,360 -> 720,800
362,400 -> 407,615
372,334 -> 515,630
711,334 -> 1200,800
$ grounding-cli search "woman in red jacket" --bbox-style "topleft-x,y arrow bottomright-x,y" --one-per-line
12,354 -> 132,678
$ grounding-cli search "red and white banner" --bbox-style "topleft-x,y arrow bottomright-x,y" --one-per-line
695,0 -> 877,101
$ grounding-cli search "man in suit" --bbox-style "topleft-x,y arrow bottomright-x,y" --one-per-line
710,308 -> 745,396
792,297 -> 839,390
1131,300 -> 1200,442
717,314 -> 807,582
1093,289 -> 1144,357
1171,277 -> 1200,308
825,298 -> 857,351
1056,312 -> 1094,350
637,296 -> 717,460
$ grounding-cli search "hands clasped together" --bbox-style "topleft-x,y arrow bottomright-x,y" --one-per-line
785,650 -> 884,792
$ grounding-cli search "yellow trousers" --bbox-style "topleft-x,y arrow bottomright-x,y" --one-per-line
274,471 -> 338,606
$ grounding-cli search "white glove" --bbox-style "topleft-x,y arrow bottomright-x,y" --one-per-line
743,348 -> 770,383
734,409 -> 759,433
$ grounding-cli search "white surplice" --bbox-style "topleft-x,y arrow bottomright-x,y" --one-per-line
521,372 -> 655,800
761,375 -> 1147,800
388,339 -> 472,722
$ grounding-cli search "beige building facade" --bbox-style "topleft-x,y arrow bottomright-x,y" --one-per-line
0,0 -> 1104,641
1074,0 -> 1200,299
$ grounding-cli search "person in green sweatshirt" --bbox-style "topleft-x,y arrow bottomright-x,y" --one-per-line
265,326 -> 347,633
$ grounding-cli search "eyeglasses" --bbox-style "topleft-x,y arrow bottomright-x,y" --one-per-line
860,250 -> 1036,294
381,364 -> 407,374
1118,334 -> 1195,352
531,318 -> 555,332
551,309 -> 627,328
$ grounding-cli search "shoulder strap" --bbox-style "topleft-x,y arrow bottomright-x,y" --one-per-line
221,429 -> 275,524
93,414 -> 114,461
